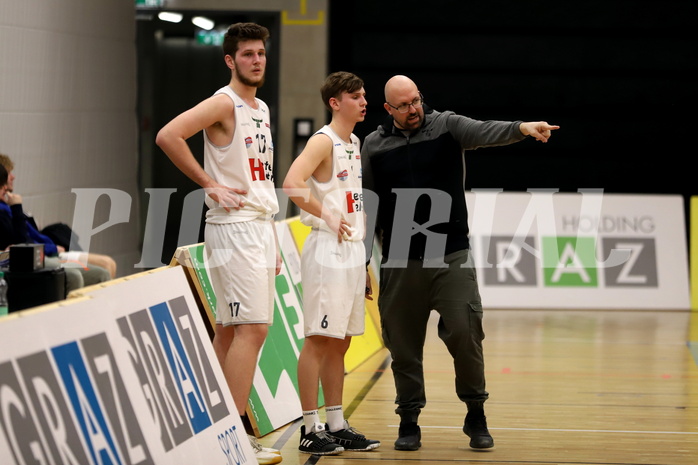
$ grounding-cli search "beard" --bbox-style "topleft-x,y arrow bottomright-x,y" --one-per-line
235,67 -> 265,88
395,111 -> 422,131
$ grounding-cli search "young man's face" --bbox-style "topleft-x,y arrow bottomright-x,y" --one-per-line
336,88 -> 367,122
231,39 -> 266,88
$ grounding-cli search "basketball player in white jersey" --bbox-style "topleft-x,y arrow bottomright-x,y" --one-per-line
283,72 -> 380,455
156,23 -> 282,465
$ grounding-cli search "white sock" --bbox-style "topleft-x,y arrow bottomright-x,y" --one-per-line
325,405 -> 345,432
303,409 -> 321,432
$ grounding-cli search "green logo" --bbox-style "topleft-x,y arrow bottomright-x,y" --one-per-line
542,236 -> 598,287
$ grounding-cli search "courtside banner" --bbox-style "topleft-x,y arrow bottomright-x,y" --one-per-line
246,221 -> 307,437
464,192 -> 690,309
171,231 -> 313,438
0,266 -> 257,464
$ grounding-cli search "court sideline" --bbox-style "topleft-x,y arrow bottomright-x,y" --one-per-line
261,309 -> 698,465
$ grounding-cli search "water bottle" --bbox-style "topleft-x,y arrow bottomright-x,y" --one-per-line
0,271 -> 8,316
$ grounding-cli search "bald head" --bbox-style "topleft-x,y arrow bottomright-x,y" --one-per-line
384,75 -> 418,102
383,75 -> 424,131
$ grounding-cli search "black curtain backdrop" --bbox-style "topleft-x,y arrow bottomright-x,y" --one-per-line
329,0 -> 696,208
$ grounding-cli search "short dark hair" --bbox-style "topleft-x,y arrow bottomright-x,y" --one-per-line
320,71 -> 364,112
223,22 -> 270,57
0,162 -> 7,187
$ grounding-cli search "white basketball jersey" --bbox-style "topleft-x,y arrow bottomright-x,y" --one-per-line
203,86 -> 278,223
300,125 -> 365,240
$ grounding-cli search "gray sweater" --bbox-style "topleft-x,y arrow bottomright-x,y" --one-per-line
361,107 -> 525,262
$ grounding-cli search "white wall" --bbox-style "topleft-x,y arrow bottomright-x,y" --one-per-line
0,0 -> 329,278
0,0 -> 142,276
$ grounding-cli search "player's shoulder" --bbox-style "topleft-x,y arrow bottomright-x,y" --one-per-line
207,91 -> 237,111
308,130 -> 335,152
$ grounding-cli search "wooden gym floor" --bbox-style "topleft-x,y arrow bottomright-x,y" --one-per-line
260,309 -> 698,465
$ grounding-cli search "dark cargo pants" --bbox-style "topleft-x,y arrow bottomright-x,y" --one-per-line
378,249 -> 489,422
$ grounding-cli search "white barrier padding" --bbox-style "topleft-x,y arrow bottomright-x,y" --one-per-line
0,266 -> 257,464
465,192 -> 689,309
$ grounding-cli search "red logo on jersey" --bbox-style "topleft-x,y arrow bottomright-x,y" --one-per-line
249,158 -> 267,181
345,190 -> 363,213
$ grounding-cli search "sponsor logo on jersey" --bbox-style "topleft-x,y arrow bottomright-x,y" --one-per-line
245,136 -> 253,148
346,190 -> 363,213
336,169 -> 349,181
249,158 -> 269,181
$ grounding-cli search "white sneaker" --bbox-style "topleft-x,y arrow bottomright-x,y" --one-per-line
248,434 -> 282,465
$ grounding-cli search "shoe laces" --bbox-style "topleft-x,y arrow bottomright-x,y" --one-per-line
248,434 -> 264,452
340,420 -> 367,437
343,426 -> 367,440
311,429 -> 336,445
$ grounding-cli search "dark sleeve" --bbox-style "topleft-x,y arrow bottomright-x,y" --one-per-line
446,113 -> 526,150
0,204 -> 29,250
361,137 -> 379,266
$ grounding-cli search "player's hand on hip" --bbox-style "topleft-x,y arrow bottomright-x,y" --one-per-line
205,185 -> 248,212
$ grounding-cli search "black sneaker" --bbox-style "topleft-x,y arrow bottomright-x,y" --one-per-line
463,410 -> 494,449
299,424 -> 344,455
394,422 -> 421,451
326,421 -> 381,451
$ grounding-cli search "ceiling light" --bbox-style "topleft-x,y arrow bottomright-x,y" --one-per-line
192,16 -> 214,30
158,12 -> 183,23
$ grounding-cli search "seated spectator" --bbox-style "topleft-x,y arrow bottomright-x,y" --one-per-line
0,163 -> 78,291
0,154 -> 115,291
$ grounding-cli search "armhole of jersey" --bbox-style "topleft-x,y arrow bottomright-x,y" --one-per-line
308,131 -> 335,185
205,90 -> 236,149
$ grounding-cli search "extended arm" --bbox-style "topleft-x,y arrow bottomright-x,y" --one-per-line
446,112 -> 559,149
519,121 -> 560,143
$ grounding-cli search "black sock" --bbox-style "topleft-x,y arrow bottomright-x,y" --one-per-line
241,414 -> 255,436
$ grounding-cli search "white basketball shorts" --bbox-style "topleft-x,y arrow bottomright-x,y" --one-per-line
205,218 -> 276,326
301,229 -> 366,338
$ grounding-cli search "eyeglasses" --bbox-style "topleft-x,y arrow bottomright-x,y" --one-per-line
386,93 -> 424,113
